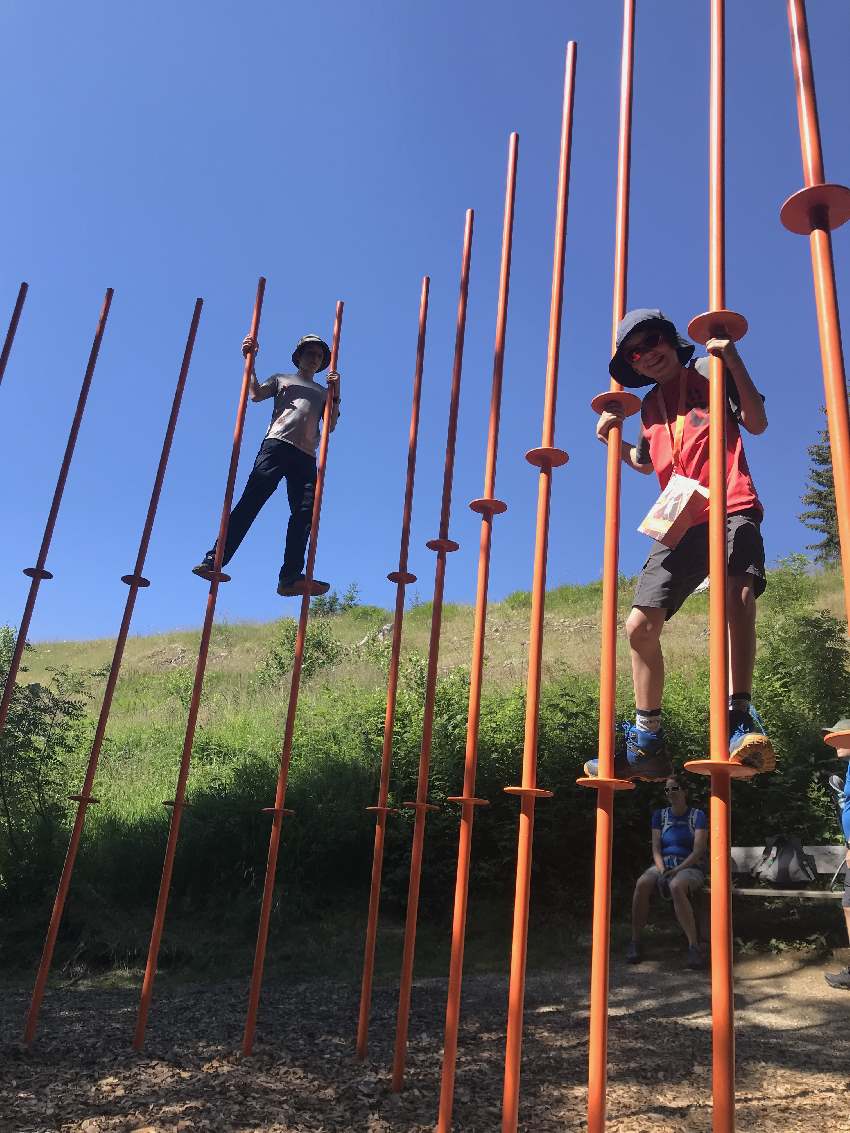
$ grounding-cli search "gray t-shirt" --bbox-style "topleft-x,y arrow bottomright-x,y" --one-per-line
254,372 -> 336,456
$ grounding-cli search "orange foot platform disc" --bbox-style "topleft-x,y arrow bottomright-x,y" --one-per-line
780,183 -> 850,235
575,775 -> 634,791
824,729 -> 850,752
590,390 -> 641,418
684,758 -> 759,780
687,310 -> 748,345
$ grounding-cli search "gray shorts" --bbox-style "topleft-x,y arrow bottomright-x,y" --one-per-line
843,864 -> 850,909
639,864 -> 706,895
633,508 -> 766,621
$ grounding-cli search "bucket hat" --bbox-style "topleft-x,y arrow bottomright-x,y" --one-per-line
609,308 -> 695,389
292,334 -> 332,372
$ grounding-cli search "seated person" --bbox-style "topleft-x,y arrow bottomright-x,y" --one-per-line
627,774 -> 708,969
824,721 -> 850,991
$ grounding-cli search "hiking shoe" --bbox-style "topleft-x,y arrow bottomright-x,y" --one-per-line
625,940 -> 642,964
583,723 -> 672,781
728,704 -> 776,772
824,966 -> 850,990
276,574 -> 331,597
191,554 -> 216,578
686,943 -> 708,970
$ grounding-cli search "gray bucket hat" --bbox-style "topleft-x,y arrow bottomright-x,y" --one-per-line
609,308 -> 695,389
292,334 -> 331,372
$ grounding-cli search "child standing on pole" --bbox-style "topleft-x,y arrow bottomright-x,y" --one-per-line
585,308 -> 775,781
193,333 -> 341,595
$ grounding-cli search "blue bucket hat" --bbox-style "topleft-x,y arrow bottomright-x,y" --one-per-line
609,308 -> 695,389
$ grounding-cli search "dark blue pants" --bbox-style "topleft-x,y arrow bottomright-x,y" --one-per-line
210,438 -> 316,580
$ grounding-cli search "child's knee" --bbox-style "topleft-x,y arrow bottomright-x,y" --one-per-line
726,574 -> 755,609
626,607 -> 663,648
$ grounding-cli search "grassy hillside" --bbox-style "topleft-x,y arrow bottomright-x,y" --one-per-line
2,563 -> 848,971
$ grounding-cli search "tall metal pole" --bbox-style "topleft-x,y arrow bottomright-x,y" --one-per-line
575,5 -> 638,1130
0,282 -> 28,389
391,209 -> 474,1092
23,299 -> 204,1046
0,288 -> 113,736
780,0 -> 850,633
133,278 -> 266,1050
501,43 -> 575,1133
242,300 -> 345,1056
437,133 -> 518,1133
356,277 -> 430,1059
683,3 -> 755,1130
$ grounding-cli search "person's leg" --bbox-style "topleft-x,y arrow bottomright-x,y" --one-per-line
727,574 -> 756,693
280,447 -> 317,582
825,851 -> 850,989
207,440 -> 287,566
669,874 -> 699,947
631,867 -> 659,941
626,606 -> 667,711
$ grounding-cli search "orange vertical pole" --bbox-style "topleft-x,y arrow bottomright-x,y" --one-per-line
133,278 -> 266,1050
683,3 -> 755,1131
436,133 -> 517,1133
356,276 -> 430,1059
780,0 -> 850,630
575,5 -> 637,1131
0,288 -> 113,737
390,209 -> 474,1092
0,282 -> 28,389
23,298 -> 204,1046
501,43 -> 575,1133
242,300 -> 345,1056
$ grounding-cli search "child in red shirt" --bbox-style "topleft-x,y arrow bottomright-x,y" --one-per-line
585,308 -> 775,782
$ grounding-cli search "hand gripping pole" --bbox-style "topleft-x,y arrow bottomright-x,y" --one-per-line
436,133 -> 517,1133
501,44 -> 575,1133
23,298 -> 203,1046
0,282 -> 28,390
390,209 -> 474,1092
242,300 -> 345,1056
0,288 -> 113,739
356,276 -> 430,1059
575,6 -> 637,1131
133,278 -> 266,1050
781,0 -> 850,633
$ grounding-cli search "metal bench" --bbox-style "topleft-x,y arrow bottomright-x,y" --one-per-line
730,844 -> 846,900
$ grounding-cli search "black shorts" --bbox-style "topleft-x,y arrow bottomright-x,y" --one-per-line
633,508 -> 766,621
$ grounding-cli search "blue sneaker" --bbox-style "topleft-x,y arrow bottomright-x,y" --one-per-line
583,722 -> 672,781
728,704 -> 776,772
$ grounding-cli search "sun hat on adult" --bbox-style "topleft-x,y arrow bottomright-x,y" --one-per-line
609,308 -> 696,389
292,334 -> 331,372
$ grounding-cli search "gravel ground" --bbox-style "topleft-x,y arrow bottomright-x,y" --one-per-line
2,950 -> 849,1132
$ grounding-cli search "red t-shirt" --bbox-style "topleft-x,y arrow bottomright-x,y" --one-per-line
635,357 -> 763,518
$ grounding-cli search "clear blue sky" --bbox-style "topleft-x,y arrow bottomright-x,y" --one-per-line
2,1 -> 849,642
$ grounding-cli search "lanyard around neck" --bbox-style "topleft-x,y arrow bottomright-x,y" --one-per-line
655,370 -> 688,472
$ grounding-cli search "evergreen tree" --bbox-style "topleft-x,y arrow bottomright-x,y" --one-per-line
799,411 -> 839,564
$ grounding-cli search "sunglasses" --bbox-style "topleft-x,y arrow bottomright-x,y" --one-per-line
626,331 -> 665,363
664,786 -> 683,793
